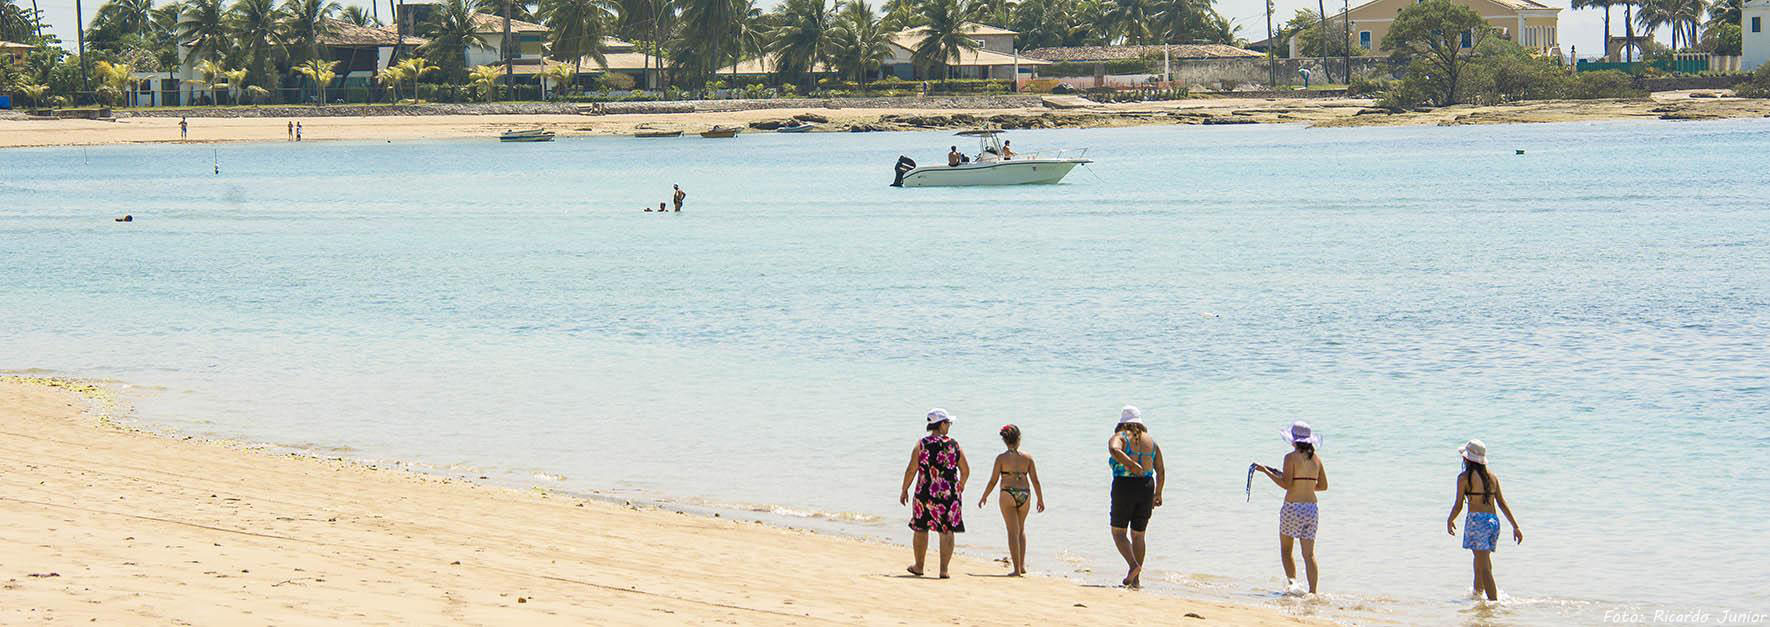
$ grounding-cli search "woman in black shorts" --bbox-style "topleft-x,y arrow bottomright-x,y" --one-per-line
1107,405 -> 1164,588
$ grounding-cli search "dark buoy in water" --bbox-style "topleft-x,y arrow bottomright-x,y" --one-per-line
1515,149 -> 1525,155
115,214 -> 133,222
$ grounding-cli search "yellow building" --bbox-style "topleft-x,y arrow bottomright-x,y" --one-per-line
1298,0 -> 1562,58
1,40 -> 31,66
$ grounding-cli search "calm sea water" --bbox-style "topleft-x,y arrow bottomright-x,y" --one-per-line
4,120 -> 1767,625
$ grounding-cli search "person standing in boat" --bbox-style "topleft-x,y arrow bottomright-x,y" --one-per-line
1001,141 -> 1016,160
672,185 -> 685,212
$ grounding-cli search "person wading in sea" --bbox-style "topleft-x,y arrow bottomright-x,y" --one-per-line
901,408 -> 969,579
1446,439 -> 1522,602
1254,421 -> 1328,594
672,185 -> 685,212
1107,405 -> 1164,589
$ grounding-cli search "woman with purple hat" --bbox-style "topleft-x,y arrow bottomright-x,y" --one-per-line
1254,421 -> 1329,594
1446,439 -> 1523,601
900,408 -> 970,578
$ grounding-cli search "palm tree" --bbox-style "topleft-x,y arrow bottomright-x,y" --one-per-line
879,0 -> 921,30
1636,0 -> 1698,51
467,63 -> 502,99
226,0 -> 280,93
1571,0 -> 1613,58
375,64 -> 405,99
677,0 -> 740,84
15,82 -> 50,107
92,59 -> 133,105
190,58 -> 228,103
828,0 -> 891,83
769,0 -> 830,89
912,0 -> 982,81
149,1 -> 187,71
342,5 -> 379,25
394,55 -> 437,99
730,0 -> 766,81
282,0 -> 342,64
540,0 -> 614,82
1104,0 -> 1154,44
222,67 -> 247,101
178,0 -> 230,65
294,58 -> 339,102
977,0 -> 1014,27
89,0 -> 155,45
419,0 -> 486,79
541,61 -> 576,96
1151,0 -> 1209,43
1,0 -> 36,41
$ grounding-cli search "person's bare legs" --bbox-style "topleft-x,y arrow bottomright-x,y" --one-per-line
1129,530 -> 1146,588
1474,551 -> 1497,600
1279,534 -> 1296,588
908,530 -> 927,576
937,532 -> 955,578
1300,538 -> 1318,594
1111,526 -> 1139,586
1013,500 -> 1032,575
998,492 -> 1022,575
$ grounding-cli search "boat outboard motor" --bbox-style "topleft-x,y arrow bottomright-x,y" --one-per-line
891,156 -> 917,187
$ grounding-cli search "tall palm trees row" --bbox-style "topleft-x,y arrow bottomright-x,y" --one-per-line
1571,0 -> 1733,61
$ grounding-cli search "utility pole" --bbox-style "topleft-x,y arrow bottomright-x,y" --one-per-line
1264,0 -> 1276,88
1316,0 -> 1330,82
29,0 -> 41,36
503,0 -> 514,100
1343,0 -> 1352,85
74,0 -> 90,102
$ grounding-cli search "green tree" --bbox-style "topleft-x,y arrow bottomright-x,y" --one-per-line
92,58 -> 132,105
1382,0 -> 1490,105
1104,0 -> 1153,44
393,55 -> 437,99
912,0 -> 981,80
879,0 -> 921,31
294,57 -> 339,102
1702,21 -> 1738,54
1707,0 -> 1740,26
769,0 -> 831,90
1283,8 -> 1353,57
540,0 -> 614,82
178,0 -> 230,65
282,0 -> 342,64
87,0 -> 153,48
419,0 -> 488,80
1,0 -> 36,41
466,62 -> 501,99
342,5 -> 379,25
1570,0 -> 1613,56
676,0 -> 741,84
226,0 -> 281,93
828,0 -> 891,82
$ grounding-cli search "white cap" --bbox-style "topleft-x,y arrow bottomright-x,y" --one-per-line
927,408 -> 953,426
1119,405 -> 1143,425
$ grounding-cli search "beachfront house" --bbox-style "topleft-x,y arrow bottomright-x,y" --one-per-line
1021,44 -> 1263,88
880,25 -> 1048,80
396,2 -> 547,72
1,40 -> 29,66
1747,0 -> 1770,70
1282,0 -> 1562,59
169,19 -> 418,104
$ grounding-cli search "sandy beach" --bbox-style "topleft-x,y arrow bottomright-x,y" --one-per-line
1,91 -> 1763,149
0,376 -> 1321,625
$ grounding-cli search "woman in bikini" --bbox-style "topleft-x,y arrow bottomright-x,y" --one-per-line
1254,421 -> 1328,594
900,408 -> 970,579
1107,406 -> 1164,589
976,424 -> 1045,576
1446,439 -> 1523,601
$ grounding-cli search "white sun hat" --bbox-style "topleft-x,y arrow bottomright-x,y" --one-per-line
1119,405 -> 1143,425
1460,439 -> 1487,464
1283,420 -> 1322,446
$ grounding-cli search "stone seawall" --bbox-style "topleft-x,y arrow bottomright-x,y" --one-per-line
589,95 -> 1046,115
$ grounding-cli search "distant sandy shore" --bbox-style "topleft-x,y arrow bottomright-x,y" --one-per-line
2,90 -> 1764,149
0,376 -> 1319,625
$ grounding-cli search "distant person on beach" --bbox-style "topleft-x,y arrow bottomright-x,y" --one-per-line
296,121 -> 303,142
1300,67 -> 1312,89
672,185 -> 685,212
947,146 -> 962,167
179,117 -> 187,140
1107,405 -> 1163,589
900,408 -> 969,579
976,423 -> 1044,576
1446,439 -> 1522,601
1254,421 -> 1328,594
288,121 -> 294,140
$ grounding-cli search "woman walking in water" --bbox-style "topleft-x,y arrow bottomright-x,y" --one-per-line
900,409 -> 969,578
1447,439 -> 1522,601
1107,406 -> 1164,588
976,424 -> 1044,576
1254,421 -> 1328,594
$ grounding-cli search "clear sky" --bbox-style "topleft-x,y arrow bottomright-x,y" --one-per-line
21,0 -> 1650,61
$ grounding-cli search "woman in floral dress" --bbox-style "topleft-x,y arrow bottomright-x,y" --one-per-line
899,408 -> 970,578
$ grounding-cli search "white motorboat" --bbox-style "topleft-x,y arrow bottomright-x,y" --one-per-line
500,128 -> 555,142
892,130 -> 1091,187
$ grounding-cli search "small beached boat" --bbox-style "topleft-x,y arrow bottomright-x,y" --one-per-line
500,129 -> 555,142
776,121 -> 818,133
700,125 -> 741,138
891,130 -> 1091,187
634,129 -> 683,138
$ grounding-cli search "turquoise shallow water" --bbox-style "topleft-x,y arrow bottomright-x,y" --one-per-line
4,120 -> 1768,624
